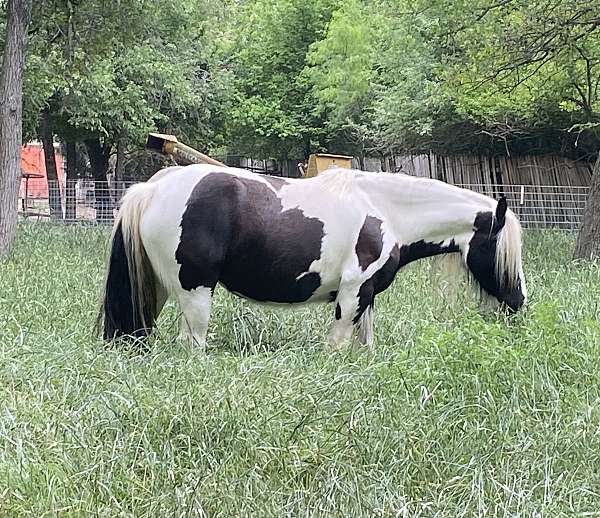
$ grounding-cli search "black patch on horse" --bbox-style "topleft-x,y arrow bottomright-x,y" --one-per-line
353,239 -> 460,324
355,215 -> 384,271
335,303 -> 342,320
353,244 -> 401,324
373,244 -> 402,294
176,173 -> 239,291
398,239 -> 459,267
466,211 -> 502,297
354,282 -> 374,324
262,175 -> 288,191
176,173 -> 324,303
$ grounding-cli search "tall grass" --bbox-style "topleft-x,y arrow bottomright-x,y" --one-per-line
1,224 -> 599,516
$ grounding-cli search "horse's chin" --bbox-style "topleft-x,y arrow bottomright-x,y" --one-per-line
497,294 -> 525,315
478,288 -> 524,315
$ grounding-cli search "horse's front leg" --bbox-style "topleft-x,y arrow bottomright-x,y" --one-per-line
328,280 -> 375,348
175,286 -> 214,352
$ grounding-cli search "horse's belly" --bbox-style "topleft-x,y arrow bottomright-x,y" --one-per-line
219,265 -> 324,304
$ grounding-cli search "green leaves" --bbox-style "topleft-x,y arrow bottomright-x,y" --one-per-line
223,0 -> 340,158
22,0 -> 600,161
24,0 -> 230,154
262,0 -> 600,157
305,0 -> 375,128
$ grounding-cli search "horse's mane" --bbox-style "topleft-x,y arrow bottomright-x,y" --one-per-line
315,168 -> 359,196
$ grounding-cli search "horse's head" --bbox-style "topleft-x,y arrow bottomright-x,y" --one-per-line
460,197 -> 527,313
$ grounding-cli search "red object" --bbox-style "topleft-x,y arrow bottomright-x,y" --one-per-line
20,143 -> 65,198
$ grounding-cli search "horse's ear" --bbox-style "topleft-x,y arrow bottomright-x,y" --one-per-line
495,196 -> 507,229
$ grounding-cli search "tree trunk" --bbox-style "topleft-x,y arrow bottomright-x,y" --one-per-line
575,153 -> 600,260
114,136 -> 126,203
0,0 -> 32,257
357,155 -> 365,171
40,108 -> 63,220
85,138 -> 112,223
65,140 -> 77,222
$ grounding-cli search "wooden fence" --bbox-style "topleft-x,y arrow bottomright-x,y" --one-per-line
231,153 -> 593,188
365,153 -> 592,187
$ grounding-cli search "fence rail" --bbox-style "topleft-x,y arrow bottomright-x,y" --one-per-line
19,178 -> 590,230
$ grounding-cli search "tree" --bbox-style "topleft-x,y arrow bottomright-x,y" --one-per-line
302,0 -> 376,156
24,0 -> 230,221
0,0 -> 33,257
575,152 -> 600,259
435,0 -> 600,156
224,0 -> 340,159
39,107 -> 62,219
426,0 -> 600,257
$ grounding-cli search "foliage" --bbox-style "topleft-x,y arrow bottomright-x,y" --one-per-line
434,0 -> 600,155
223,0 -> 340,159
299,0 -> 600,157
1,225 -> 600,514
303,0 -> 375,143
17,0 -> 600,163
23,0 -> 231,174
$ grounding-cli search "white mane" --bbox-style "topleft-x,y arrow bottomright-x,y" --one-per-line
314,167 -> 359,197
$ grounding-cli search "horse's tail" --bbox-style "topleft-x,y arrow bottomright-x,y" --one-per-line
98,182 -> 158,341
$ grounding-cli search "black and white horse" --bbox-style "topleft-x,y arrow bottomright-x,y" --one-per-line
99,164 -> 527,349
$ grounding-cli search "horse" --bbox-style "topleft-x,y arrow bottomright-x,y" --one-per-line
98,164 -> 527,349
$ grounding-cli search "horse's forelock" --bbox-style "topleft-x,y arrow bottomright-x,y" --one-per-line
495,209 -> 523,289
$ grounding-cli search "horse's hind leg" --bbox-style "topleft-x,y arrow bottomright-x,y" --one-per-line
176,287 -> 213,351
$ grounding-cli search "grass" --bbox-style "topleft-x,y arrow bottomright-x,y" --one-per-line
1,224 -> 600,517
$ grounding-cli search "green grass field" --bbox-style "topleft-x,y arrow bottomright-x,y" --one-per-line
1,224 -> 600,517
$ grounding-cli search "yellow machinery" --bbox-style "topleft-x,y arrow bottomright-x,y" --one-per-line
301,153 -> 353,178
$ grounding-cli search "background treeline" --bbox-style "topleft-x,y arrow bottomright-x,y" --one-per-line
10,0 -> 600,181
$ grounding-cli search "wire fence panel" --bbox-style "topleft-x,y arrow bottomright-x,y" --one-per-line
19,180 -> 136,224
19,178 -> 590,230
457,184 -> 589,230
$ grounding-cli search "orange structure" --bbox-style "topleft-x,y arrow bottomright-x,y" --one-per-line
19,142 -> 65,199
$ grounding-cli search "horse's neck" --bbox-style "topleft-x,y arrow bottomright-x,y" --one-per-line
360,174 -> 492,245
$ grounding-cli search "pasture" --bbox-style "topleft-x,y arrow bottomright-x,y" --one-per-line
1,224 -> 600,517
